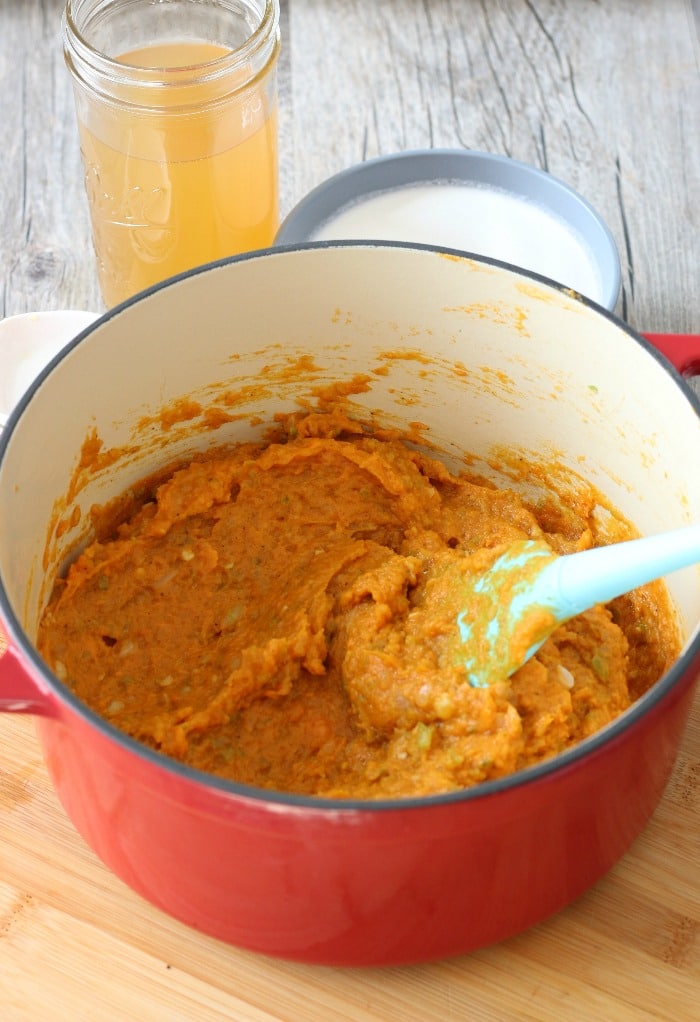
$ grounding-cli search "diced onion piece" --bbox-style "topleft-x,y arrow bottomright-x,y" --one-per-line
557,664 -> 575,689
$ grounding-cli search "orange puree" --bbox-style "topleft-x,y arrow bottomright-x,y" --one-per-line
37,412 -> 680,799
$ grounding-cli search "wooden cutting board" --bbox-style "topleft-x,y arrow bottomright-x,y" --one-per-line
1,690 -> 699,1022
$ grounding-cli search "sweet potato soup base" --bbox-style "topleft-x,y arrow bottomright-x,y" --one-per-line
37,411 -> 680,799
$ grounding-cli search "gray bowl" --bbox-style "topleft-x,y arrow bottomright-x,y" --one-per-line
276,149 -> 621,310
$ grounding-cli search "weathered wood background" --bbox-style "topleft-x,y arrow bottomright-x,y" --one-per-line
1,2 -> 699,1019
0,0 -> 698,334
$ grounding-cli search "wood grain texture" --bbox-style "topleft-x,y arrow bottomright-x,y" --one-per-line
1,1 -> 699,1018
283,0 -> 700,334
0,0 -> 698,333
0,0 -> 102,314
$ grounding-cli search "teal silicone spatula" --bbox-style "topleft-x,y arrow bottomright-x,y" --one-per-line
457,523 -> 700,688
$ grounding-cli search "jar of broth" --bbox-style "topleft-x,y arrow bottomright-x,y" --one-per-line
63,0 -> 280,307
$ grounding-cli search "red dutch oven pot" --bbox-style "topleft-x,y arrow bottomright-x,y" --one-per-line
1,244 -> 699,966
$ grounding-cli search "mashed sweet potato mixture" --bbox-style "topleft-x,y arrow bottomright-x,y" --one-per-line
37,411 -> 680,799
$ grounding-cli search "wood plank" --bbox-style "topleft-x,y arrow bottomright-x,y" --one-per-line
0,0 -> 102,316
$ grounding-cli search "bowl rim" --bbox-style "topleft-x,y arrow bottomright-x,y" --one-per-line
1,240 -> 698,815
275,147 -> 622,311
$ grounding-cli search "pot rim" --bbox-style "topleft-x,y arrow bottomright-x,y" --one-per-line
1,241 -> 699,813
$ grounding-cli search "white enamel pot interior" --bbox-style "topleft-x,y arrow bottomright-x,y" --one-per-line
0,242 -> 699,966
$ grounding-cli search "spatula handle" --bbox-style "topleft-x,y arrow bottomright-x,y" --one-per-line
550,523 -> 700,618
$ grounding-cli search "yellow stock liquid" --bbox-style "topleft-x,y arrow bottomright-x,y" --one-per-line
77,42 -> 278,306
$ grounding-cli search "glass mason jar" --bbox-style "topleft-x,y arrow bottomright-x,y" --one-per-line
63,0 -> 280,307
